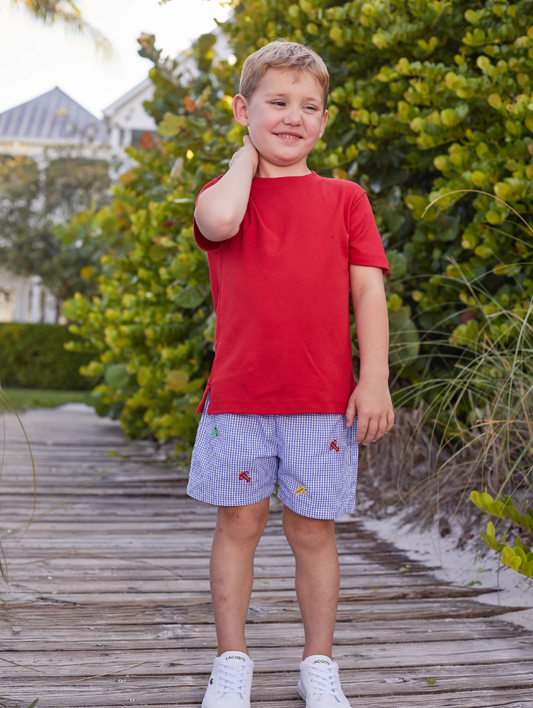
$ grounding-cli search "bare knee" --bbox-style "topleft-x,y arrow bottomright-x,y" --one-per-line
283,507 -> 335,552
216,500 -> 270,547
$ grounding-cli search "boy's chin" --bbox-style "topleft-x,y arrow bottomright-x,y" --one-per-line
258,153 -> 309,169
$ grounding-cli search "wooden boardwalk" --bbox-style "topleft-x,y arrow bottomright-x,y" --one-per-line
0,405 -> 532,708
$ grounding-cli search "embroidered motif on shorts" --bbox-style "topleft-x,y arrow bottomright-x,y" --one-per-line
295,484 -> 307,495
210,427 -> 219,438
329,439 -> 340,452
239,471 -> 251,483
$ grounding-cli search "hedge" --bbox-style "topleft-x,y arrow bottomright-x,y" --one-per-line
0,323 -> 95,391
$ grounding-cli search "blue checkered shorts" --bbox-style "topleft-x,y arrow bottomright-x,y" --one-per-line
187,393 -> 359,520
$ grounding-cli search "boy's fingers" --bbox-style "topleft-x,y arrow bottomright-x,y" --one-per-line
354,416 -> 368,444
371,415 -> 389,442
363,420 -> 379,445
344,407 -> 355,428
356,413 -> 391,444
344,395 -> 357,428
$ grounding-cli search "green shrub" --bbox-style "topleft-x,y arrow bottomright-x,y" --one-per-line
0,323 -> 95,391
224,0 -> 533,378
63,0 -> 533,449
471,491 -> 533,578
63,34 -> 238,440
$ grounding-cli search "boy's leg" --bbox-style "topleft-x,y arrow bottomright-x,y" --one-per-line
210,497 -> 270,655
282,505 -> 339,659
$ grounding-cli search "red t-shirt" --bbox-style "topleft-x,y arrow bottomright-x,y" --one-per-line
194,171 -> 389,415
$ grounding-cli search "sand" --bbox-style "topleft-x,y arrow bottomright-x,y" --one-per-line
343,506 -> 533,633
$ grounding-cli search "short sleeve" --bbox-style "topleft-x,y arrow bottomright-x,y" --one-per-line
349,190 -> 389,275
193,176 -> 230,252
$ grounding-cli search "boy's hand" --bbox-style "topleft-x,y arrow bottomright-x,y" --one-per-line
345,378 -> 394,445
229,135 -> 259,175
195,135 -> 258,242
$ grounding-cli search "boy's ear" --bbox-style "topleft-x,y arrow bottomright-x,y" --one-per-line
319,109 -> 329,138
232,94 -> 250,127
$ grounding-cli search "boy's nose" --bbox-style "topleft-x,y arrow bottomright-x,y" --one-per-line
283,110 -> 303,126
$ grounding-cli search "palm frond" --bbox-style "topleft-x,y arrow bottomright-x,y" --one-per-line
10,0 -> 112,57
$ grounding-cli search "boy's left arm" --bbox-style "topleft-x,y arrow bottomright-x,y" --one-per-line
346,264 -> 395,445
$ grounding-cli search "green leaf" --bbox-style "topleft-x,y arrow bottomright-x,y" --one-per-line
183,377 -> 206,394
502,546 -> 522,572
149,244 -> 168,263
493,182 -> 513,201
405,194 -> 435,221
389,307 -> 420,368
158,112 -> 187,137
104,364 -> 130,389
426,678 -> 437,685
386,250 -> 408,280
488,94 -> 502,110
165,369 -> 189,393
173,287 -> 204,309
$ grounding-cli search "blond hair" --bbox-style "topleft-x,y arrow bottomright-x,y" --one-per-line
239,41 -> 329,109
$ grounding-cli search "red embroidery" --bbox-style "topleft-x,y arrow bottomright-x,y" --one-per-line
329,439 -> 340,452
239,471 -> 251,483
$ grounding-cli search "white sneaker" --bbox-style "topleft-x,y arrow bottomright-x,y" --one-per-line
202,650 -> 254,707
298,655 -> 351,707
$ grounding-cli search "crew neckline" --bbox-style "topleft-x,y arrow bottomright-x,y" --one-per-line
252,170 -> 321,189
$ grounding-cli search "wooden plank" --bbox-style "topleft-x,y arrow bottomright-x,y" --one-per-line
0,559 -> 440,580
1,587 -> 497,607
1,669 -> 533,706
2,618 -> 525,652
1,567 -> 449,587
9,698 -> 523,708
3,638 -> 533,677
1,598 -> 521,623
1,407 -> 532,708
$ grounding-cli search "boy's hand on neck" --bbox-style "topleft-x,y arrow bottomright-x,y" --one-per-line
194,135 -> 259,242
229,135 -> 259,175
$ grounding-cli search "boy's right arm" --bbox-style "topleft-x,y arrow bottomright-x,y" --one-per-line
195,136 -> 258,242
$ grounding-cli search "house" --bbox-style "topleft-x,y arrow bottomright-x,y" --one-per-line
0,28 -> 231,324
103,78 -> 157,176
0,87 -> 109,324
0,86 -> 109,161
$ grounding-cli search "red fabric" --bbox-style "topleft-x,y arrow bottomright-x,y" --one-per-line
194,171 -> 389,415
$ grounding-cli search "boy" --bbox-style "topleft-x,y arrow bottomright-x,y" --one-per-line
187,41 -> 394,707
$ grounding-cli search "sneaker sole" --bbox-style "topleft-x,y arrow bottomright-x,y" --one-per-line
202,696 -> 251,708
297,681 -> 352,708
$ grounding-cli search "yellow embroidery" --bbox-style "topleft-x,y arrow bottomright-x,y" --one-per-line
295,484 -> 307,496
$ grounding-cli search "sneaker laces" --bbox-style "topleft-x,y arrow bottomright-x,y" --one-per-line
218,661 -> 251,695
305,663 -> 341,697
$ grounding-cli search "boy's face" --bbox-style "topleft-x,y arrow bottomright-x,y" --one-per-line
233,68 -> 328,177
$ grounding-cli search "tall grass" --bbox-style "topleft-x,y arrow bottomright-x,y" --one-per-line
0,386 -> 37,583
358,190 -> 533,576
392,296 -> 533,516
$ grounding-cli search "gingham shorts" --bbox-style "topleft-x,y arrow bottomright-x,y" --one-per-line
187,393 -> 359,520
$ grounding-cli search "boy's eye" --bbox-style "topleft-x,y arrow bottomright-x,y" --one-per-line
270,101 -> 318,111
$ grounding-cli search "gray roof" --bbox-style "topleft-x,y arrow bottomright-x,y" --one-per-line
0,87 -> 108,144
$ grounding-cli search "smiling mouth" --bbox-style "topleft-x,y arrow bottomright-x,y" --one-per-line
274,133 -> 302,141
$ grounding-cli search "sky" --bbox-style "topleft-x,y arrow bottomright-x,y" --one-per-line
0,0 -> 231,118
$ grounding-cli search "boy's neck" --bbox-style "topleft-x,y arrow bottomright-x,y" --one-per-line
256,155 -> 312,179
